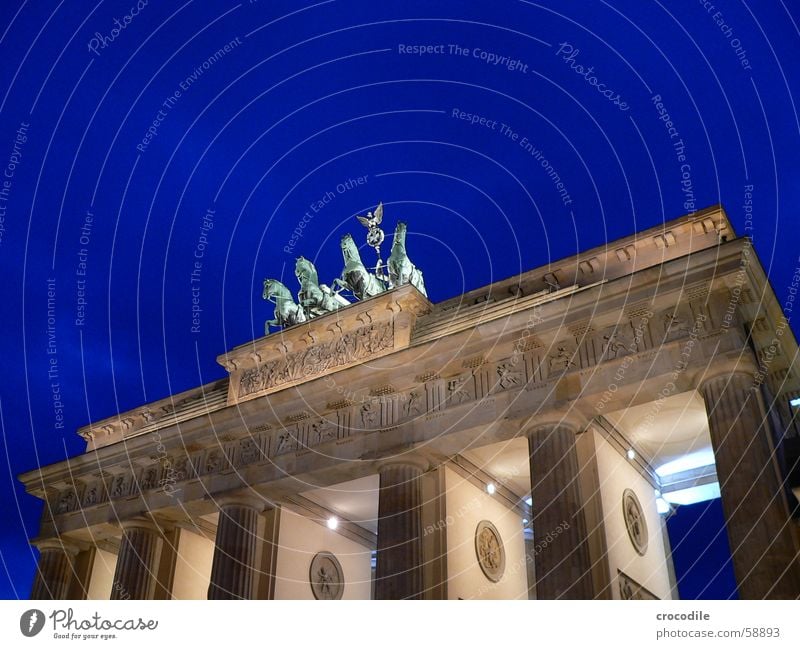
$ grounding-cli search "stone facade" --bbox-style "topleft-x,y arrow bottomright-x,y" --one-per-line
19,205 -> 800,599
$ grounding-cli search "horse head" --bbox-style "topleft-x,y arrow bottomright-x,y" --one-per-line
392,221 -> 408,251
295,256 -> 318,284
340,234 -> 362,265
262,278 -> 290,302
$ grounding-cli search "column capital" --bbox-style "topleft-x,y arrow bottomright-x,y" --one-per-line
523,410 -> 588,438
119,516 -> 162,534
32,537 -> 81,555
375,455 -> 429,474
214,492 -> 269,512
696,355 -> 759,393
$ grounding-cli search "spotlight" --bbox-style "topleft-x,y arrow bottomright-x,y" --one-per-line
486,483 -> 496,495
327,516 -> 339,530
627,448 -> 636,460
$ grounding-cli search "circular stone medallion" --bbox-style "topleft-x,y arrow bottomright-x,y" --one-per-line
475,520 -> 505,582
309,551 -> 344,600
622,489 -> 648,556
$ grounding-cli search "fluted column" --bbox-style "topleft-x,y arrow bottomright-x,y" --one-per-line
700,368 -> 800,598
207,495 -> 265,600
111,518 -> 162,600
375,459 -> 427,599
526,420 -> 594,599
30,539 -> 79,599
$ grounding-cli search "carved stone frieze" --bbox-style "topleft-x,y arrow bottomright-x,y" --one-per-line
49,291 -> 727,520
237,322 -> 394,399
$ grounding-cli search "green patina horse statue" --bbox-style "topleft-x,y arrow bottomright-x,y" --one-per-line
295,256 -> 350,318
387,221 -> 426,296
262,278 -> 307,333
333,234 -> 386,300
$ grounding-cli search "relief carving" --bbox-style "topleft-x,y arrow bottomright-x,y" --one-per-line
238,438 -> 262,466
110,475 -> 127,499
402,389 -> 423,417
359,401 -> 379,429
274,427 -> 301,456
140,467 -> 158,491
495,362 -> 524,390
601,324 -> 639,360
82,484 -> 99,507
622,488 -> 648,556
309,551 -> 344,600
618,570 -> 658,600
662,310 -> 691,342
204,450 -> 225,474
238,322 -> 394,398
475,520 -> 505,583
446,375 -> 473,404
55,489 -> 77,514
548,343 -> 577,372
311,418 -> 337,444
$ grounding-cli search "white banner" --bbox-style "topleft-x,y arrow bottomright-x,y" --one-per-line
1,600 -> 797,648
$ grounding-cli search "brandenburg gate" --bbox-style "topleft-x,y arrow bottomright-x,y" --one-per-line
20,204 -> 800,600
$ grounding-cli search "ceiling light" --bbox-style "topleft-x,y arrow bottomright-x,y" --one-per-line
627,448 -> 636,460
327,516 -> 339,530
486,483 -> 496,495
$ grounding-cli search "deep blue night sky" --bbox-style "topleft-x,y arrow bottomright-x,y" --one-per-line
1,1 -> 798,598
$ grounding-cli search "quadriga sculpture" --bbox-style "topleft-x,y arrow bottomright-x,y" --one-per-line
387,221 -> 426,296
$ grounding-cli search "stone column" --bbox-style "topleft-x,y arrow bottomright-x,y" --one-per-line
526,419 -> 594,599
375,459 -> 427,599
111,518 -> 163,600
700,367 -> 800,598
207,495 -> 265,600
30,539 -> 79,599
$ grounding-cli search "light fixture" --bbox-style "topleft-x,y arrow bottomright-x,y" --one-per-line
627,448 -> 636,460
327,516 -> 339,530
486,482 -> 496,495
525,497 -> 533,506
522,518 -> 529,525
